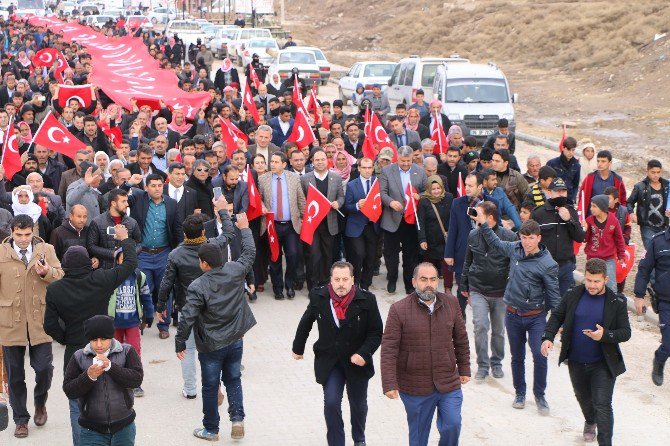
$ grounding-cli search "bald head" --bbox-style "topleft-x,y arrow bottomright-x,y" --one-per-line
69,204 -> 88,231
26,172 -> 44,193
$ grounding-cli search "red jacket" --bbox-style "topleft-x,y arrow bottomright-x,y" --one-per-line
578,171 -> 627,216
585,212 -> 626,261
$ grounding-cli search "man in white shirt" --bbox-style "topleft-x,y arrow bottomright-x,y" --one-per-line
164,162 -> 197,219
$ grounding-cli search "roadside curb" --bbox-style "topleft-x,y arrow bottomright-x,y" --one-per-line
573,271 -> 659,324
516,131 -> 623,171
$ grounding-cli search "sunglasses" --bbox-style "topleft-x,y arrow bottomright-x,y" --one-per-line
195,168 -> 208,172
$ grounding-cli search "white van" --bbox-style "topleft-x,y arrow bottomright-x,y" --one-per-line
385,55 -> 469,107
433,62 -> 518,140
228,28 -> 273,65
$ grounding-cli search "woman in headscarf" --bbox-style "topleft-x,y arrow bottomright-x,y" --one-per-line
266,70 -> 282,97
16,50 -> 32,80
447,124 -> 464,151
94,151 -> 111,180
11,185 -> 51,240
406,108 -> 430,140
17,121 -> 32,154
417,175 -> 454,291
168,109 -> 194,137
330,147 -> 357,185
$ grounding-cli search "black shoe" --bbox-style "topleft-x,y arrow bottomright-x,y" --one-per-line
653,358 -> 665,386
405,288 -> 415,295
387,281 -> 396,294
293,281 -> 304,291
274,292 -> 285,300
172,313 -> 179,327
373,267 -> 380,276
248,292 -> 257,302
286,288 -> 295,299
0,399 -> 8,432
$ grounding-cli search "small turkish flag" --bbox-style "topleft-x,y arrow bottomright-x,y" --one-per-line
32,112 -> 87,159
287,108 -> 316,150
1,120 -> 22,181
558,124 -> 567,152
292,76 -> 309,117
456,171 -> 465,198
246,165 -> 263,221
103,125 -> 123,149
243,80 -> 260,125
300,183 -> 332,245
616,244 -> 636,283
248,64 -> 261,89
403,182 -> 418,225
306,83 -> 321,124
361,107 -> 378,160
369,110 -> 397,162
38,198 -> 48,216
134,98 -> 162,114
431,113 -> 449,155
57,84 -> 93,109
265,212 -> 280,262
32,48 -> 60,67
360,177 -> 382,222
219,117 -> 249,157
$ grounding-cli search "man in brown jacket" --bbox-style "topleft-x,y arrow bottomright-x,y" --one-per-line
0,214 -> 64,438
381,262 -> 470,446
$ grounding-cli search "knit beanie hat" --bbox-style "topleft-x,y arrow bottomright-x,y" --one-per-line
62,246 -> 92,271
84,315 -> 115,340
591,195 -> 610,214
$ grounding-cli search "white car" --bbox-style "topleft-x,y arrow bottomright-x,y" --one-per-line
228,28 -> 273,65
147,7 -> 178,24
292,46 -> 331,86
56,1 -> 75,15
240,38 -> 279,68
84,14 -> 116,27
338,61 -> 396,104
210,25 -> 239,59
0,5 -> 9,19
165,20 -> 207,50
272,49 -> 322,89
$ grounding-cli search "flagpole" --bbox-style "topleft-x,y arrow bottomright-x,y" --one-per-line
413,190 -> 420,231
310,182 -> 345,218
32,110 -> 52,143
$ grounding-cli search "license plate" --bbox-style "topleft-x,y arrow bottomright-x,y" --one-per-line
470,129 -> 494,136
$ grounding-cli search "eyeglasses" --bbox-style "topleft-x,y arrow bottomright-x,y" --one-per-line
195,168 -> 208,172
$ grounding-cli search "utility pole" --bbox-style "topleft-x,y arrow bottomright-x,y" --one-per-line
280,0 -> 284,25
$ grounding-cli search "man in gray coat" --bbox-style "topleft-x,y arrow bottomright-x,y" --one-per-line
301,149 -> 345,291
175,212 -> 256,442
379,145 -> 427,294
65,164 -> 104,225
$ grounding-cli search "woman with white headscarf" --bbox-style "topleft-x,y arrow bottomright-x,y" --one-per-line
94,151 -> 111,180
266,70 -> 283,97
12,185 -> 51,240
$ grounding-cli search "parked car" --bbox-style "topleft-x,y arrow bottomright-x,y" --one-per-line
385,55 -> 470,108
147,6 -> 178,24
84,14 -> 116,27
126,15 -> 151,31
165,20 -> 207,52
271,49 -> 322,88
292,46 -> 331,85
432,61 -> 517,142
0,5 -> 9,19
56,1 -> 76,15
338,61 -> 396,104
202,25 -> 223,47
210,25 -> 240,59
240,38 -> 279,67
228,28 -> 273,64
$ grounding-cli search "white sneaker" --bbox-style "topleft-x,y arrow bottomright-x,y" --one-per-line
182,389 -> 197,399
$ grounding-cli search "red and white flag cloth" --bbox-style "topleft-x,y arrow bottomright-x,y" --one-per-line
403,182 -> 419,228
98,120 -> 123,148
305,83 -> 321,124
243,80 -> 260,125
361,106 -> 378,160
32,111 -> 87,158
574,189 -> 586,255
1,120 -> 22,181
218,117 -> 249,157
431,112 -> 449,155
456,172 -> 466,198
265,212 -> 280,262
287,108 -> 316,149
57,84 -> 93,108
32,48 -> 60,67
558,123 -> 567,152
300,183 -> 332,245
369,109 -> 397,162
359,177 -> 382,222
246,165 -> 263,221
248,64 -> 261,90
616,244 -> 636,283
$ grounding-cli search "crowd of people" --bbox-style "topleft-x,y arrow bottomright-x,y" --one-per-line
0,12 -> 667,446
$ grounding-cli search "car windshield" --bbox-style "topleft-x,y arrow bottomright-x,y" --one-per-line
446,79 -> 509,103
279,52 -> 316,64
250,40 -> 276,48
363,63 -> 395,77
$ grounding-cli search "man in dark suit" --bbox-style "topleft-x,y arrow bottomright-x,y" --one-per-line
301,149 -> 345,290
292,261 -> 383,446
419,100 -> 452,134
154,116 -> 181,151
344,123 -> 365,159
379,146 -> 427,295
288,144 -> 313,176
388,115 -> 420,149
268,106 -> 294,148
123,173 -> 183,338
247,125 -> 280,162
164,162 -> 198,220
127,146 -> 168,184
0,73 -> 17,107
344,157 -> 380,290
214,165 -> 249,214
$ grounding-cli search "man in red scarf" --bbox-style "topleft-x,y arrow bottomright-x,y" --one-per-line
292,261 -> 383,446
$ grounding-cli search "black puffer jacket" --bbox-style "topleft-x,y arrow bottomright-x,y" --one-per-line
87,211 -> 142,269
63,339 -> 143,435
156,211 -> 235,313
461,224 -> 517,295
49,219 -> 89,260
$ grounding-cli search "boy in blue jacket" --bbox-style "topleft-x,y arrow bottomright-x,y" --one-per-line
108,248 -> 153,397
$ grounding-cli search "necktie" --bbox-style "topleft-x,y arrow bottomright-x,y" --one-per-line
401,134 -> 406,146
276,177 -> 283,220
172,188 -> 178,202
19,249 -> 28,266
366,179 -> 370,195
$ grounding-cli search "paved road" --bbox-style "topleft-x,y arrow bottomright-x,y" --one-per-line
2,60 -> 670,445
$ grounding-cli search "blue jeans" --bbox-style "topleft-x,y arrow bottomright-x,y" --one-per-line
505,311 -> 547,397
399,388 -> 462,446
80,422 -> 136,445
69,398 -> 80,446
138,249 -> 170,331
322,365 -> 368,446
198,339 -> 244,433
604,259 -> 617,293
657,301 -> 670,364
558,260 -> 576,297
